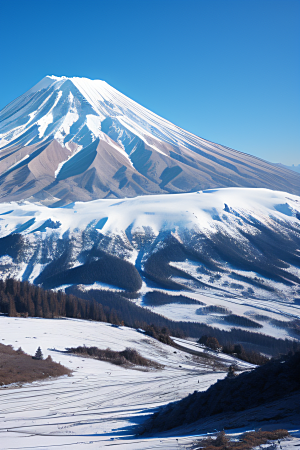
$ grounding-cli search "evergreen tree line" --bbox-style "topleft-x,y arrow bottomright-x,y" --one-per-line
0,278 -> 121,325
0,279 -> 299,357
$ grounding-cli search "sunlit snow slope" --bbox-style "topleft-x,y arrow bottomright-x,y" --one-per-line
0,76 -> 299,205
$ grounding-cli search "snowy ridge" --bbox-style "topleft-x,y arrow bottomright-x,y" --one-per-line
0,74 -> 215,152
0,75 -> 290,159
0,188 -> 299,238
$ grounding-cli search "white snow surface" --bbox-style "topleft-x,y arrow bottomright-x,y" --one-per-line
0,187 -> 299,238
28,75 -> 64,94
144,291 -> 300,341
0,316 -> 232,449
0,74 -> 236,153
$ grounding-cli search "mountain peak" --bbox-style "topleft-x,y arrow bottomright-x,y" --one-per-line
0,75 -> 299,205
29,75 -> 66,94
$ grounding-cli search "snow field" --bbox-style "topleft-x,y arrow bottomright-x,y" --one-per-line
138,289 -> 300,341
0,316 -> 229,449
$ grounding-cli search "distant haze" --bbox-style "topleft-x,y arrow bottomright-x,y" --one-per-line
276,163 -> 300,174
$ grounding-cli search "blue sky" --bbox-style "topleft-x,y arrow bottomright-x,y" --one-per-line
1,0 -> 299,165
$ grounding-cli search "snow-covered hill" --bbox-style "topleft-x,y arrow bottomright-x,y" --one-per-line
1,76 -> 299,205
0,187 -> 299,240
0,188 -> 299,328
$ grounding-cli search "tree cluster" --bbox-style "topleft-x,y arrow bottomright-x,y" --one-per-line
198,335 -> 221,351
0,278 -> 122,324
143,291 -> 202,307
144,325 -> 175,346
222,314 -> 263,328
38,253 -> 142,291
66,345 -> 162,369
222,342 -> 270,365
199,335 -> 270,365
196,305 -> 231,315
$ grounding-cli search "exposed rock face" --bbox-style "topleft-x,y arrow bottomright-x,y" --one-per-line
1,76 -> 299,205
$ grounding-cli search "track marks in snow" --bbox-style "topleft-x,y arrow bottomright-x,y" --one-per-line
0,317 -> 228,449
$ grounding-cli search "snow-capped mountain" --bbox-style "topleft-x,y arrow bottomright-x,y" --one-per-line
1,75 -> 299,205
1,76 -> 300,327
0,188 -> 299,310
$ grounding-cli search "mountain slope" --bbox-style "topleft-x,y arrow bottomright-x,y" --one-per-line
1,76 -> 299,205
0,316 -> 231,449
0,187 -> 299,306
141,351 -> 300,434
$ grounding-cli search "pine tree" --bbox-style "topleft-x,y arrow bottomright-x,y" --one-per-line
34,347 -> 43,360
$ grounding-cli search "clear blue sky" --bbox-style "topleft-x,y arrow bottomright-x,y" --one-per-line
1,0 -> 299,165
